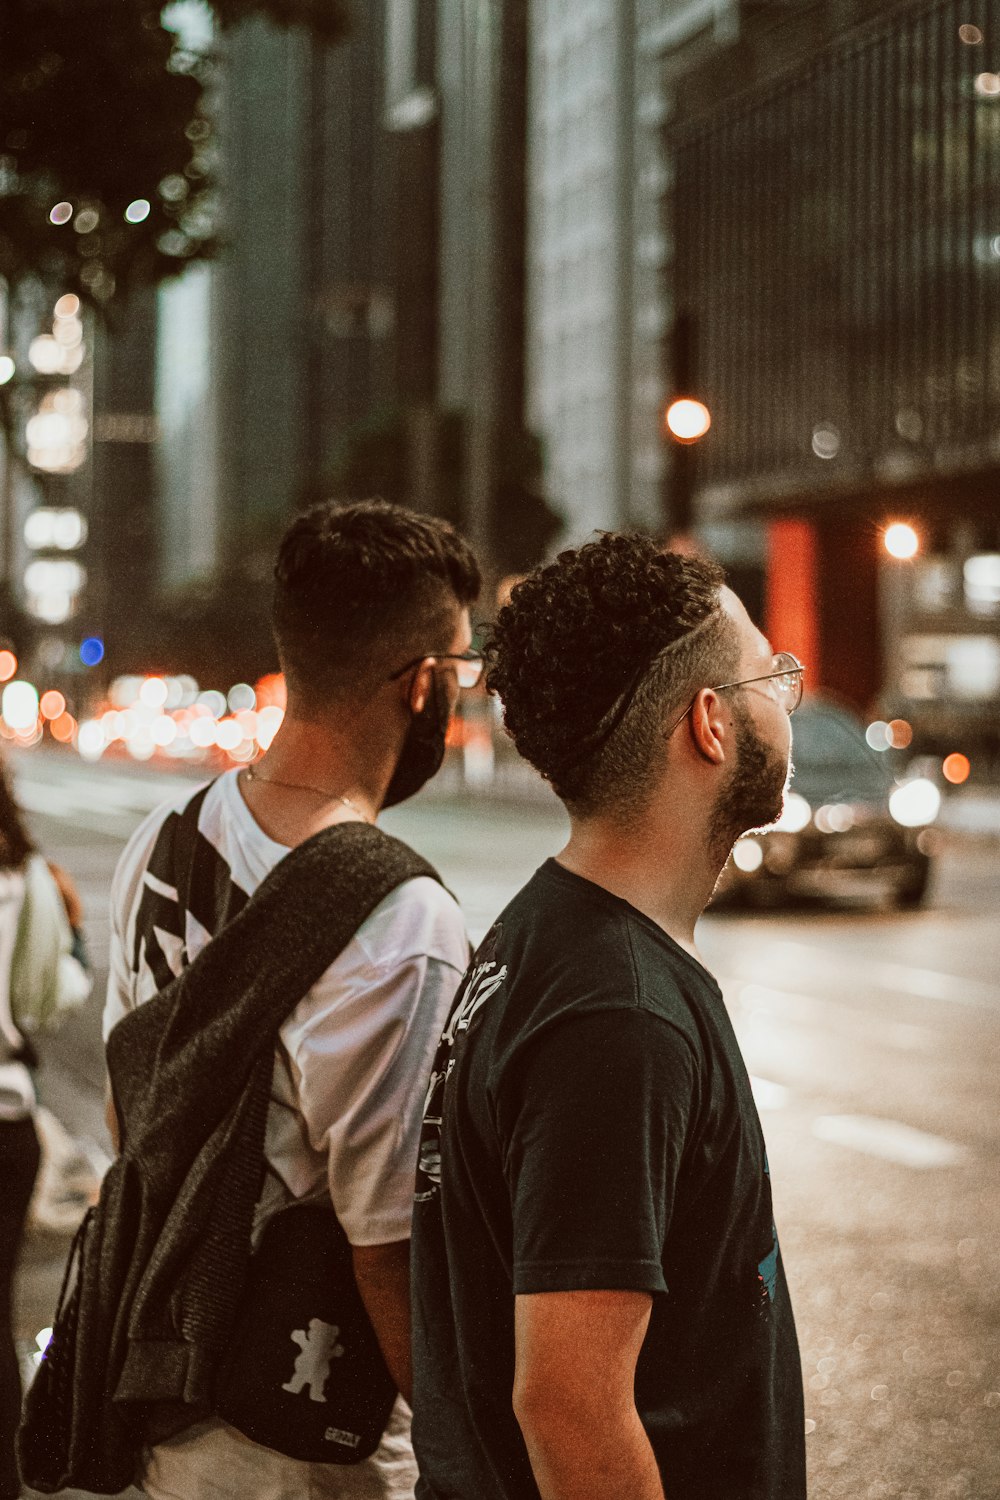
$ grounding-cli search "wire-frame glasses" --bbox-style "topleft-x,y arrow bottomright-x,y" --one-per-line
665,651 -> 805,738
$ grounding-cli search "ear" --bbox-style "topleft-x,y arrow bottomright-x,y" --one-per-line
401,658 -> 437,715
687,689 -> 730,766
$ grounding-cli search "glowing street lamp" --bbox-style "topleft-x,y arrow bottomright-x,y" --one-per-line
883,522 -> 920,560
664,397 -> 712,445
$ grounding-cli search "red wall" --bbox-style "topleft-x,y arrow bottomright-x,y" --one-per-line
766,516 -> 881,713
766,519 -> 819,694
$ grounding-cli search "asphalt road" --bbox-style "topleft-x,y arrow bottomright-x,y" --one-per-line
11,753 -> 1000,1500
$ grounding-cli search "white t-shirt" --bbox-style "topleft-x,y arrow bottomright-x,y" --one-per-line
103,770 -> 468,1247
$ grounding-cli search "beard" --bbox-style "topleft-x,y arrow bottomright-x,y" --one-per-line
708,697 -> 791,867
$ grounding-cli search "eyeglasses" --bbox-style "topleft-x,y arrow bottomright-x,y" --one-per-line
389,650 -> 485,690
665,651 -> 805,737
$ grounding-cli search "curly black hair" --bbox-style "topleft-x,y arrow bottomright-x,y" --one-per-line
272,499 -> 480,705
486,534 -> 737,813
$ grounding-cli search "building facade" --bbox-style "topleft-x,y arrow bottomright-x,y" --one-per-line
525,1 -> 753,544
528,0 -> 1000,740
671,0 -> 1000,735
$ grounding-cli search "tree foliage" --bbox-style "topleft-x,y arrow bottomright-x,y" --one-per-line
0,0 -> 350,307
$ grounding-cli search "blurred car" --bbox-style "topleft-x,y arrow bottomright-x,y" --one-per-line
716,698 -> 940,909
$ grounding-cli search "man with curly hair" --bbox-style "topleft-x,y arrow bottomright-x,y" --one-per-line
411,533 -> 807,1500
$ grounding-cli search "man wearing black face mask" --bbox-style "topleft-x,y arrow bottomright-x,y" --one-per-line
103,500 -> 481,1500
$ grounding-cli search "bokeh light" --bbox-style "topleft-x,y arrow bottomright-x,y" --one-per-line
228,682 -> 256,713
49,203 -> 73,226
883,522 -> 920,560
888,778 -> 941,828
255,673 -> 287,710
139,676 -> 169,709
0,652 -> 17,683
198,689 -> 227,719
2,681 -> 39,732
50,712 -> 76,744
811,425 -> 840,460
80,637 -> 105,667
866,720 -> 892,752
888,719 -> 913,749
664,398 -> 711,443
215,718 -> 243,752
733,839 -> 764,872
40,690 -> 66,722
125,199 -> 151,224
942,752 -> 971,786
0,358 -> 14,385
77,720 -> 105,761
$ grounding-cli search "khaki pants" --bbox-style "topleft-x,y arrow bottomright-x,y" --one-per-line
141,1398 -> 417,1500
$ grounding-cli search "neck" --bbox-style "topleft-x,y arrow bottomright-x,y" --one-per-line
241,706 -> 398,844
556,799 -> 723,958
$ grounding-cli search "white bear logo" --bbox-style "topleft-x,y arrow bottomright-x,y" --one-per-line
281,1318 -> 345,1403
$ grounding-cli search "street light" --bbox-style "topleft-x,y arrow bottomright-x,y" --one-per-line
883,522 -> 920,560
664,397 -> 712,445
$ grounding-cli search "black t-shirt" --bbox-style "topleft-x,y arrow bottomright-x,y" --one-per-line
411,860 -> 806,1500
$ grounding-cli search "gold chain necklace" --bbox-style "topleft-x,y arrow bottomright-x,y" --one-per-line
243,763 -> 372,823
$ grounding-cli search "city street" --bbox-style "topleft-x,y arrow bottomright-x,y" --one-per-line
12,753 -> 1000,1500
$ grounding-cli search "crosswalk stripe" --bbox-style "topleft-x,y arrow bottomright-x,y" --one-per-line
811,1114 -> 967,1169
771,939 -> 1000,1010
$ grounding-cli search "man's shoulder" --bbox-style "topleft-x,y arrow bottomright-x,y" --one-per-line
353,873 -> 468,975
111,780 -> 214,911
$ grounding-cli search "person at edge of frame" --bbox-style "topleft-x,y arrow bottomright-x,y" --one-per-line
103,499 -> 482,1500
0,759 -> 90,1500
411,533 -> 808,1500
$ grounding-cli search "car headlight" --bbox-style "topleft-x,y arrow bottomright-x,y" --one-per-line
773,791 -> 812,833
889,777 -> 941,828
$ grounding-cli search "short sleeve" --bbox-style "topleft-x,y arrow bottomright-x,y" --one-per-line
101,804 -> 171,1042
284,877 -> 469,1247
498,1007 -> 698,1297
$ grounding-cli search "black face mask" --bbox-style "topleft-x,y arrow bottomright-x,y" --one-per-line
382,674 -> 451,809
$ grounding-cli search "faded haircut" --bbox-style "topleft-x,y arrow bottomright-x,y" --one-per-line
486,533 -> 738,816
272,499 -> 480,708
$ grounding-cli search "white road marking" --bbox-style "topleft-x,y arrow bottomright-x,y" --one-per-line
772,939 -> 1000,1011
14,763 -> 197,832
749,1075 -> 789,1111
720,978 -> 936,1052
811,1114 -> 967,1169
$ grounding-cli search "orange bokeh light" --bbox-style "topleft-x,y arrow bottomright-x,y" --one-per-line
942,753 -> 971,786
0,651 -> 17,683
883,522 -> 920,560
254,673 -> 287,711
888,719 -> 913,750
49,712 -> 76,744
40,690 -> 66,721
665,398 -> 711,444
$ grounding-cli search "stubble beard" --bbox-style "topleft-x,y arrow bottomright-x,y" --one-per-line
707,697 -> 791,869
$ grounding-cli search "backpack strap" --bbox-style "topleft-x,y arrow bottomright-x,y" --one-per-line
107,823 -> 445,1410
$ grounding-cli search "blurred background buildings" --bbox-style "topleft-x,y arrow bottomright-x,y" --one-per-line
2,0 -> 999,763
